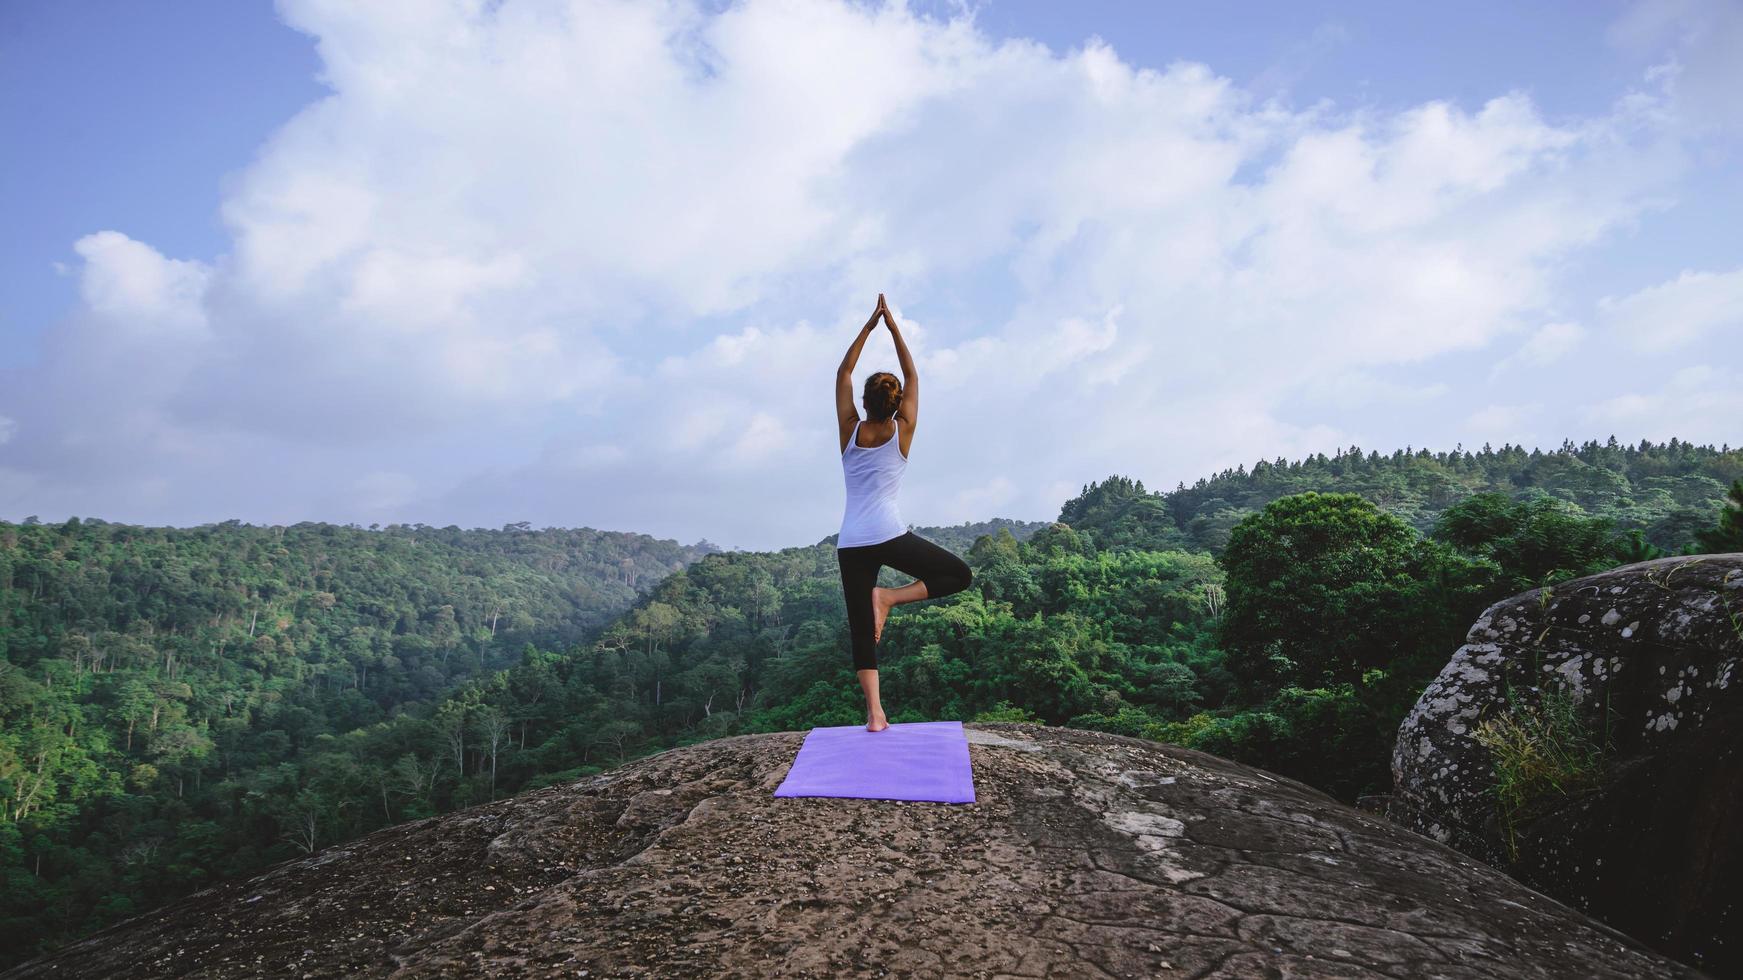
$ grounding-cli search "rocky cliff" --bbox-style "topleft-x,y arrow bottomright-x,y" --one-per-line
1390,554 -> 1742,975
4,724 -> 1708,979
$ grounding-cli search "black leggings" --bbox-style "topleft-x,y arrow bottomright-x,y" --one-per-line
837,530 -> 973,671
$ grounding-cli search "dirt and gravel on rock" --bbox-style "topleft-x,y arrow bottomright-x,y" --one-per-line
2,723 -> 1712,979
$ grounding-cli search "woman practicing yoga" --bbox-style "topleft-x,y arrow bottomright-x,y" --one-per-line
835,294 -> 974,732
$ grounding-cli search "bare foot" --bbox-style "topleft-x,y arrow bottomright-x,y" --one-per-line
866,711 -> 890,733
871,587 -> 891,642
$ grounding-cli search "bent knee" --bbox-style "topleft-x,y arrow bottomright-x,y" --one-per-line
938,565 -> 972,596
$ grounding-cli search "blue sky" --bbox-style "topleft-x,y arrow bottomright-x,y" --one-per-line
2,0 -> 1740,550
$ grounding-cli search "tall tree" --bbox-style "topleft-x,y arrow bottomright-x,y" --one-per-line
1696,479 -> 1743,553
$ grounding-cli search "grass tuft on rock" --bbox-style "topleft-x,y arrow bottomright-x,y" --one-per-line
1472,684 -> 1610,861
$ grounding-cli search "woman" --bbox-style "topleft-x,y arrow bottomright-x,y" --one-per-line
834,293 -> 974,732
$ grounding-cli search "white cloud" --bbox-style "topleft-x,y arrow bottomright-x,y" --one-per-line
1582,365 -> 1743,444
947,475 -> 1018,523
1292,369 -> 1451,411
1599,265 -> 1743,350
1588,393 -> 1656,422
0,0 -> 1724,547
1489,321 -> 1586,377
1609,0 -> 1743,138
72,231 -> 211,338
1465,403 -> 1543,442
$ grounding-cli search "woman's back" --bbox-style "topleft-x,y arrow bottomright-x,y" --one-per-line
838,416 -> 907,547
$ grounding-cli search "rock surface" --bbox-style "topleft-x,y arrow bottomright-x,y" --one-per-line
1390,554 -> 1742,975
5,724 -> 1709,979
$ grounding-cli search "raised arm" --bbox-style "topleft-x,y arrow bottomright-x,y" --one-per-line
881,302 -> 919,433
837,304 -> 881,378
836,298 -> 883,450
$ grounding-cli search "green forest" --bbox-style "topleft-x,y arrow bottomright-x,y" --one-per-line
3,436 -> 1741,968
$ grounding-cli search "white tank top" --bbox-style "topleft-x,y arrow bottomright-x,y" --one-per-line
838,416 -> 908,548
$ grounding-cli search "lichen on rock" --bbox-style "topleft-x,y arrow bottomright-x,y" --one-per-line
1389,553 -> 1743,976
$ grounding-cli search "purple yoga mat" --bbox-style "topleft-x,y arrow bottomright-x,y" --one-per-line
773,719 -> 976,804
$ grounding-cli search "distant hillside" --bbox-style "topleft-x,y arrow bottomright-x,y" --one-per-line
1,517 -> 719,663
1060,437 -> 1741,555
0,517 -> 717,967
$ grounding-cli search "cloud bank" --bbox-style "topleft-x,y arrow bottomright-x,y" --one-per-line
2,0 -> 1736,549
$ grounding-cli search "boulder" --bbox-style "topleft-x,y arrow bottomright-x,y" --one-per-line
1390,554 -> 1743,975
4,724 -> 1703,979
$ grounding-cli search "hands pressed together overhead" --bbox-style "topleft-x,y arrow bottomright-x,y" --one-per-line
854,289 -> 906,340
873,293 -> 895,329
841,292 -> 915,386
